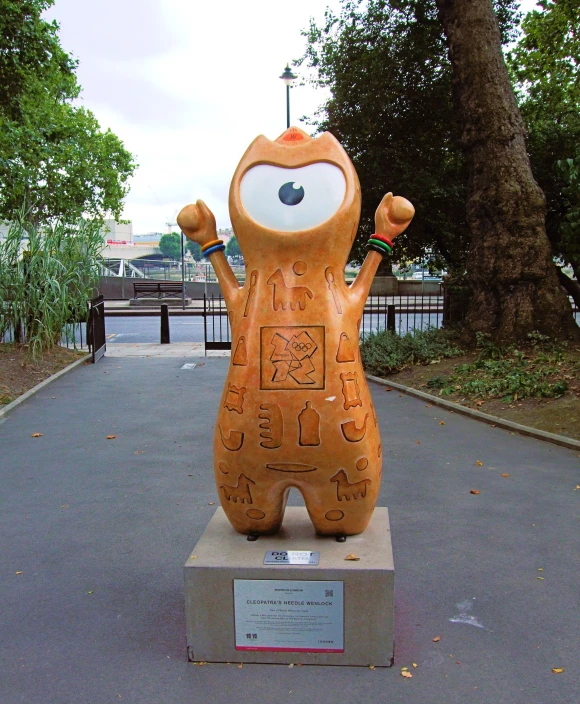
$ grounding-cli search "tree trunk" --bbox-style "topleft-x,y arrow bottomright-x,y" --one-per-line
435,0 -> 579,342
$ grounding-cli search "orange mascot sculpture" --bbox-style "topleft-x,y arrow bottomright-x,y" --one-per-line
178,127 -> 414,537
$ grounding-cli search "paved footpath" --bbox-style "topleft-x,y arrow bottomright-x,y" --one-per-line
0,354 -> 578,704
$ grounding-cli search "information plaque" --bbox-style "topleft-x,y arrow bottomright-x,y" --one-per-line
263,551 -> 320,565
233,580 -> 344,653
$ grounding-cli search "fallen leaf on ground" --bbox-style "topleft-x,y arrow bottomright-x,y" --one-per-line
15,571 -> 23,575
368,665 -> 375,670
439,421 -> 445,425
412,663 -> 418,668
538,568 -> 543,571
491,423 -> 497,428
384,387 -> 393,392
209,502 -> 215,505
575,485 -> 580,490
476,401 -> 484,406
470,489 -> 481,495
401,671 -> 412,678
415,441 -> 421,445
537,576 -> 544,580
288,663 -> 294,668
432,635 -> 442,642
134,451 -> 143,455
502,473 -> 510,477
30,433 -> 43,438
61,504 -> 68,508
552,668 -> 564,674
237,664 -> 243,668
476,460 -> 483,466
425,404 -> 432,408
87,590 -> 93,594
106,435 -> 116,440
344,553 -> 360,561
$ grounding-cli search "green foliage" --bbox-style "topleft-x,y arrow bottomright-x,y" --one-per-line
158,232 -> 182,260
185,239 -> 202,261
0,0 -> 136,225
0,0 -> 78,118
360,327 -> 462,376
0,213 -> 103,358
507,1 -> 580,276
555,152 -> 580,262
225,235 -> 242,262
431,333 -> 575,402
297,0 -> 520,272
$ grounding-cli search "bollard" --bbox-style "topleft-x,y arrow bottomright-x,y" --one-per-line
161,304 -> 170,344
387,304 -> 396,332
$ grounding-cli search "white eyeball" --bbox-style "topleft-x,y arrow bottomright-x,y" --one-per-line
239,163 -> 346,232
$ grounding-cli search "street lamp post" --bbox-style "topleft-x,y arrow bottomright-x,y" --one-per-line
279,65 -> 297,128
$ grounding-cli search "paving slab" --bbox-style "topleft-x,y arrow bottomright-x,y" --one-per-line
0,356 -> 578,704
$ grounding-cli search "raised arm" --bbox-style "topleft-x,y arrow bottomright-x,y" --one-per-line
349,193 -> 415,315
177,200 -> 241,309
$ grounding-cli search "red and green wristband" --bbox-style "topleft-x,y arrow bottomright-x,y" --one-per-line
366,233 -> 394,256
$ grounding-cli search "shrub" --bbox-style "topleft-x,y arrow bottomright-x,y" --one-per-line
360,327 -> 462,376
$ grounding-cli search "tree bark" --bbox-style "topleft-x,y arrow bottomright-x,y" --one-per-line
435,0 -> 579,342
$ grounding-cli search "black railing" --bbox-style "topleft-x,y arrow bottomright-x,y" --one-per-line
88,295 -> 106,362
203,294 -> 231,350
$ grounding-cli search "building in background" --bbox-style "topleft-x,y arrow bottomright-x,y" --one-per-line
101,219 -> 133,244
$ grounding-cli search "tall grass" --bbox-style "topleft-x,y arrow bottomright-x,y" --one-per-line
0,215 -> 103,358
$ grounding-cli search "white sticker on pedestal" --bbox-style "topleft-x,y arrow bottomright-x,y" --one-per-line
234,579 -> 344,653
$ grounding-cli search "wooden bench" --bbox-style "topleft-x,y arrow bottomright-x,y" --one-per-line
133,281 -> 185,299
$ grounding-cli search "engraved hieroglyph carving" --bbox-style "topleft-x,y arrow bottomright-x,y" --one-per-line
330,469 -> 371,501
219,425 -> 244,451
267,269 -> 313,311
224,383 -> 246,414
336,332 -> 355,363
260,326 -> 325,390
259,404 -> 283,449
325,509 -> 345,521
246,508 -> 265,520
220,473 -> 255,503
292,261 -> 307,276
356,457 -> 369,471
298,402 -> 320,446
340,372 -> 362,410
218,461 -> 229,474
266,463 -> 317,473
341,414 -> 369,442
325,266 -> 342,314
232,336 -> 248,366
243,271 -> 258,317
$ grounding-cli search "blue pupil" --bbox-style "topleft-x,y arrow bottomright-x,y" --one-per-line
278,182 -> 304,206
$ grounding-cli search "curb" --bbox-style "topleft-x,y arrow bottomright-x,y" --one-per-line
366,373 -> 580,452
0,353 -> 92,419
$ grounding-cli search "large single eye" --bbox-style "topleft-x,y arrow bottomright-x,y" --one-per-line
239,163 -> 346,231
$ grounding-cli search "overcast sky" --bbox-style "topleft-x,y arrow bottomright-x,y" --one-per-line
46,0 -> 539,235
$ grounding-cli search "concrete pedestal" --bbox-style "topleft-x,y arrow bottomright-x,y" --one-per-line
184,507 -> 394,666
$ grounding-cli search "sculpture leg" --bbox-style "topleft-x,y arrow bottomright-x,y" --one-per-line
300,481 -> 377,537
218,481 -> 290,536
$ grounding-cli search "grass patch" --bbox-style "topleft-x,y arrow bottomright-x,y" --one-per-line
360,327 -> 462,376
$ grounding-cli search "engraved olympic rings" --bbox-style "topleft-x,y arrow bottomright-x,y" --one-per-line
292,341 -> 312,352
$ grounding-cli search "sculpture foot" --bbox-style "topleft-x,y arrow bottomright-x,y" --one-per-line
246,533 -> 259,542
336,534 -> 347,543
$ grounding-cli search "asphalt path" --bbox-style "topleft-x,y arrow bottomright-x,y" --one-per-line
0,356 -> 578,704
